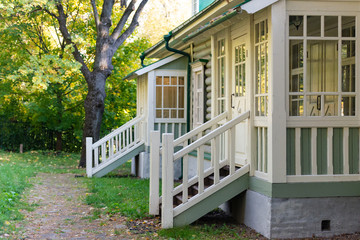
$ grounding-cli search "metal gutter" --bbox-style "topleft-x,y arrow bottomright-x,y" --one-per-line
142,0 -> 224,57
183,0 -> 252,42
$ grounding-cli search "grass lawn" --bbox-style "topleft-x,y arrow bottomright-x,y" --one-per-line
0,150 -> 261,239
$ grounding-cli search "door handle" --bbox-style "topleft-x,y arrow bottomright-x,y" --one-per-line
231,93 -> 235,109
317,95 -> 321,111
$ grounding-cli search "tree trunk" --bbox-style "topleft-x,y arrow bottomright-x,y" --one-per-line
56,131 -> 62,151
79,71 -> 107,168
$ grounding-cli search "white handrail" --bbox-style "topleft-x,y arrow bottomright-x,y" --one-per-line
173,111 -> 250,161
173,111 -> 228,147
92,115 -> 144,148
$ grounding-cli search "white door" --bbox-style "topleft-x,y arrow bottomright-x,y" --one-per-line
232,36 -> 248,166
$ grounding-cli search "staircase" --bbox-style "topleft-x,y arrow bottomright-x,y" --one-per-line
149,111 -> 250,228
86,116 -> 145,177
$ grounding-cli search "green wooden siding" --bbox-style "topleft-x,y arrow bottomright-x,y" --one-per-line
317,128 -> 327,175
199,0 -> 215,11
349,128 -> 359,174
333,128 -> 343,174
301,128 -> 312,175
286,128 -> 296,175
158,56 -> 188,70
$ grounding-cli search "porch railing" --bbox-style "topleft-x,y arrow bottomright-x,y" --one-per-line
286,126 -> 360,182
86,115 -> 145,177
149,111 -> 250,228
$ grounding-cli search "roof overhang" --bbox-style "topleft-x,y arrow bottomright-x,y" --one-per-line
143,0 -> 279,59
124,54 -> 184,80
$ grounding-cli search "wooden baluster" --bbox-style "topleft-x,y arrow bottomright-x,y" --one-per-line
94,147 -> 99,168
149,131 -> 160,215
327,128 -> 333,174
344,127 -> 349,174
126,128 -> 130,150
257,128 -> 261,171
86,137 -> 93,177
162,133 -> 174,229
229,126 -> 235,175
213,135 -> 220,184
295,128 -> 301,175
102,143 -> 106,162
197,132 -> 204,194
109,138 -> 113,158
311,128 -> 317,175
182,141 -> 189,203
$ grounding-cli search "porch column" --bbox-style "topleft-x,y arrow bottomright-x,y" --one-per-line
268,0 -> 287,183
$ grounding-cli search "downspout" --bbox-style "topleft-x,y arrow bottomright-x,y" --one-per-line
140,52 -> 146,67
164,32 -> 191,133
164,32 -> 192,180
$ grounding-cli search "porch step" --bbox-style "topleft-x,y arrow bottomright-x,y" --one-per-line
172,165 -> 240,207
92,143 -> 145,177
173,171 -> 249,227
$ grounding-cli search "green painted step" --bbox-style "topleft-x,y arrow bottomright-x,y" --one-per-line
93,143 -> 145,178
173,173 -> 249,227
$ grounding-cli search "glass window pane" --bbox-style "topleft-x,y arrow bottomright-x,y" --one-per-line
325,16 -> 338,37
156,87 -> 162,108
307,96 -> 321,116
156,76 -> 162,85
171,110 -> 177,118
156,110 -> 162,118
163,86 -> 177,108
178,87 -> 184,108
307,16 -> 321,36
341,96 -> 356,116
307,40 -> 338,92
289,95 -> 304,116
171,76 -> 177,85
342,64 -> 355,92
163,76 -> 170,85
342,40 -> 355,59
342,16 -> 356,37
289,15 -> 304,36
179,77 -> 185,85
324,95 -> 338,116
163,110 -> 170,118
255,23 -> 260,43
178,110 -> 184,118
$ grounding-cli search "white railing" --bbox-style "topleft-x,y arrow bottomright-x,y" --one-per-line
86,115 -> 145,177
149,111 -> 250,228
286,126 -> 360,182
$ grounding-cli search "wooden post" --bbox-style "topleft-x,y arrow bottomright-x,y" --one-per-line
162,133 -> 174,229
86,137 -> 93,177
19,144 -> 23,154
149,131 -> 160,215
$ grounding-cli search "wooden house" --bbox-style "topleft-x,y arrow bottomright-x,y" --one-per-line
86,0 -> 360,238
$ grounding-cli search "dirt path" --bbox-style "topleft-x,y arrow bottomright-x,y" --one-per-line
14,173 -> 133,240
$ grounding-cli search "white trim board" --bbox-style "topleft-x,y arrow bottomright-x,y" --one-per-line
126,54 -> 184,80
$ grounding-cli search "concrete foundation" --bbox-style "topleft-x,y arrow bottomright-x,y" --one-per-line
231,190 -> 360,239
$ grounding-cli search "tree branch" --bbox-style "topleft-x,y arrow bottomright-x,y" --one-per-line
54,2 -> 91,80
113,0 -> 148,49
91,0 -> 100,32
110,0 -> 136,41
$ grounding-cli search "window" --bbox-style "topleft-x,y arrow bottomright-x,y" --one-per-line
289,15 -> 356,117
156,75 -> 185,119
217,38 -> 226,114
191,61 -> 206,128
234,43 -> 246,97
255,19 -> 269,116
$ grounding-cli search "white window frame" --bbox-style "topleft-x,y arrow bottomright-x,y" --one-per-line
216,37 -> 226,115
154,70 -> 187,122
254,18 -> 269,117
191,61 -> 207,128
287,12 -> 359,124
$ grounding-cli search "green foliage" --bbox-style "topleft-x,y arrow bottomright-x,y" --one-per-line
0,0 -> 151,152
